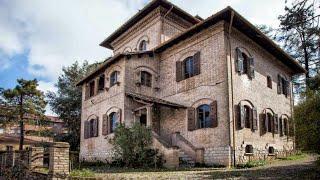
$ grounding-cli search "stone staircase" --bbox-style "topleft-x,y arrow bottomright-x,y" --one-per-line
178,149 -> 195,167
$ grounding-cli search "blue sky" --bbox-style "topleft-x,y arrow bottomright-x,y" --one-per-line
0,0 -> 288,114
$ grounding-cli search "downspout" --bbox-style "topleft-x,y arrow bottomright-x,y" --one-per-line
226,11 -> 236,167
290,78 -> 295,150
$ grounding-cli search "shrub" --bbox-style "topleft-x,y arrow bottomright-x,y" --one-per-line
109,123 -> 163,168
237,160 -> 267,168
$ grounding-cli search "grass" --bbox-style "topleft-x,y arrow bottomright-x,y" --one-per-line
70,168 -> 95,177
236,160 -> 267,169
277,152 -> 307,161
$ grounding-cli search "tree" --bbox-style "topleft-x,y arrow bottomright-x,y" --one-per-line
278,0 -> 319,90
47,60 -> 100,151
0,79 -> 46,150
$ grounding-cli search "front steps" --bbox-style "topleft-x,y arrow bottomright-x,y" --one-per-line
178,150 -> 195,167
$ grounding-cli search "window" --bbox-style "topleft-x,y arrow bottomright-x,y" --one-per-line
138,40 -> 147,51
141,71 -> 152,87
236,48 -> 255,79
6,146 -> 13,151
109,112 -> 118,133
268,146 -> 275,154
245,145 -> 253,154
242,53 -> 249,74
110,71 -> 118,87
89,119 -> 95,137
89,81 -> 95,97
283,118 -> 288,136
84,118 -> 99,139
277,74 -> 290,97
98,74 -> 105,92
197,105 -> 212,128
244,105 -> 251,128
184,56 -> 194,79
267,76 -> 272,89
267,113 -> 273,133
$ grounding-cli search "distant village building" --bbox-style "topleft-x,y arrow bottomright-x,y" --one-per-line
77,0 -> 306,168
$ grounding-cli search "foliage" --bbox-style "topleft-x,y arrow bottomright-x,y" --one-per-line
237,160 -> 267,168
0,79 -> 46,150
70,169 -> 95,177
25,130 -> 54,137
3,160 -> 29,180
278,153 -> 307,161
109,123 -> 163,168
47,60 -> 101,151
294,74 -> 320,153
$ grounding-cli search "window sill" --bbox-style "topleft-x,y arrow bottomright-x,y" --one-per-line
244,153 -> 254,156
268,153 -> 275,156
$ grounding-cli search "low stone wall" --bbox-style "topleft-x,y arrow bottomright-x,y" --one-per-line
204,146 -> 232,167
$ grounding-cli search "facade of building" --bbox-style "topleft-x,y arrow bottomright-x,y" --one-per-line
77,0 -> 305,168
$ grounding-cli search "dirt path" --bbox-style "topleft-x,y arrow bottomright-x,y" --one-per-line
97,155 -> 320,179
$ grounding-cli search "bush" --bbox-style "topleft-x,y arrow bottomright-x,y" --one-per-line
109,123 -> 163,168
237,160 -> 267,168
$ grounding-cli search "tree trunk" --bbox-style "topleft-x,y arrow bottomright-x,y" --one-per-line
19,94 -> 24,150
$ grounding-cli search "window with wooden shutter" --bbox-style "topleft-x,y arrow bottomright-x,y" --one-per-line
93,118 -> 99,137
176,61 -> 183,82
84,121 -> 89,139
187,107 -> 195,131
252,107 -> 258,130
102,114 -> 109,135
277,74 -> 282,94
210,101 -> 218,128
273,114 -> 279,134
117,109 -> 122,124
193,51 -> 201,76
239,104 -> 245,129
136,71 -> 142,86
248,57 -> 255,79
261,113 -> 267,135
236,48 -> 244,74
279,117 -> 284,136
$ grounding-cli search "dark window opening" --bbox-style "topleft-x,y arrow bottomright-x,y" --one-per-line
98,75 -> 105,92
267,113 -> 273,133
109,112 -> 118,133
197,104 -> 211,129
284,118 -> 288,136
267,76 -> 272,89
268,146 -> 275,154
89,81 -> 95,97
139,114 -> 147,126
89,119 -> 95,137
244,105 -> 251,128
184,56 -> 194,79
242,53 -> 248,74
141,71 -> 152,87
110,71 -> 118,87
245,145 -> 253,154
282,78 -> 287,94
139,40 -> 147,51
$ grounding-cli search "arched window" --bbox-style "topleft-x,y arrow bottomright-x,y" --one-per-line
183,56 -> 194,79
244,105 -> 251,128
267,76 -> 272,89
138,40 -> 147,51
109,112 -> 118,133
267,113 -> 273,133
141,71 -> 152,87
197,104 -> 211,128
110,71 -> 118,87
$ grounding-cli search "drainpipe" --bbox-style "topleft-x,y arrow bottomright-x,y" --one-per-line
226,11 -> 236,167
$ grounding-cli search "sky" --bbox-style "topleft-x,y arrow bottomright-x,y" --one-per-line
0,0 -> 287,115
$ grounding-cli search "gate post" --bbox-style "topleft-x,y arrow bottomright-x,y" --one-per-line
48,142 -> 70,180
29,147 -> 44,171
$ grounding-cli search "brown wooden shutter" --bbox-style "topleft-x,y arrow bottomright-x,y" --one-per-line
284,80 -> 290,98
193,51 -> 201,76
262,113 -> 267,135
187,107 -> 195,131
84,121 -> 89,139
102,114 -> 109,135
274,114 -> 279,134
277,74 -> 282,94
280,117 -> 284,136
248,57 -> 255,79
176,61 -> 183,82
236,48 -> 244,74
136,71 -> 142,86
85,84 -> 89,100
93,118 -> 99,137
252,107 -> 258,130
117,109 -> 122,124
210,101 -> 218,128
239,104 -> 245,129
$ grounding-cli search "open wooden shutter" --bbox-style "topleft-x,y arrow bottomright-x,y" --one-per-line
193,51 -> 201,76
187,107 -> 195,131
280,117 -> 284,136
117,109 -> 122,124
102,114 -> 109,135
261,113 -> 267,135
248,57 -> 255,79
84,121 -> 89,139
236,48 -> 244,74
284,80 -> 290,98
210,101 -> 218,128
85,84 -> 89,100
176,61 -> 183,82
135,71 -> 142,86
93,118 -> 99,137
277,74 -> 282,94
252,107 -> 258,130
274,114 -> 279,134
239,104 -> 245,129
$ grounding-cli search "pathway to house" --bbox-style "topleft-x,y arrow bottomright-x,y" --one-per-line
96,154 -> 320,179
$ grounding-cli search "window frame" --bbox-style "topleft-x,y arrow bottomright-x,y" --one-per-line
140,71 -> 152,87
110,71 -> 119,87
89,81 -> 95,97
268,146 -> 275,155
109,112 -> 118,133
138,40 -> 147,51
98,74 -> 105,92
245,144 -> 254,155
197,104 -> 212,129
183,56 -> 195,79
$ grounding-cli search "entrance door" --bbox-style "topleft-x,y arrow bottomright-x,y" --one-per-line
140,114 -> 147,126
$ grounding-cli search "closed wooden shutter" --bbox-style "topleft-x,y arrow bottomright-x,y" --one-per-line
252,107 -> 258,130
236,48 -> 244,74
93,118 -> 99,137
193,51 -> 201,76
277,74 -> 282,94
248,57 -> 255,79
85,84 -> 89,100
239,104 -> 245,129
187,107 -> 195,131
274,114 -> 279,134
102,114 -> 109,135
84,121 -> 89,139
176,61 -> 183,82
210,101 -> 218,128
261,113 -> 267,135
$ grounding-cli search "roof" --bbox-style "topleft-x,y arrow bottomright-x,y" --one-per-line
76,51 -> 154,86
126,92 -> 186,108
100,0 -> 200,49
154,6 -> 306,74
